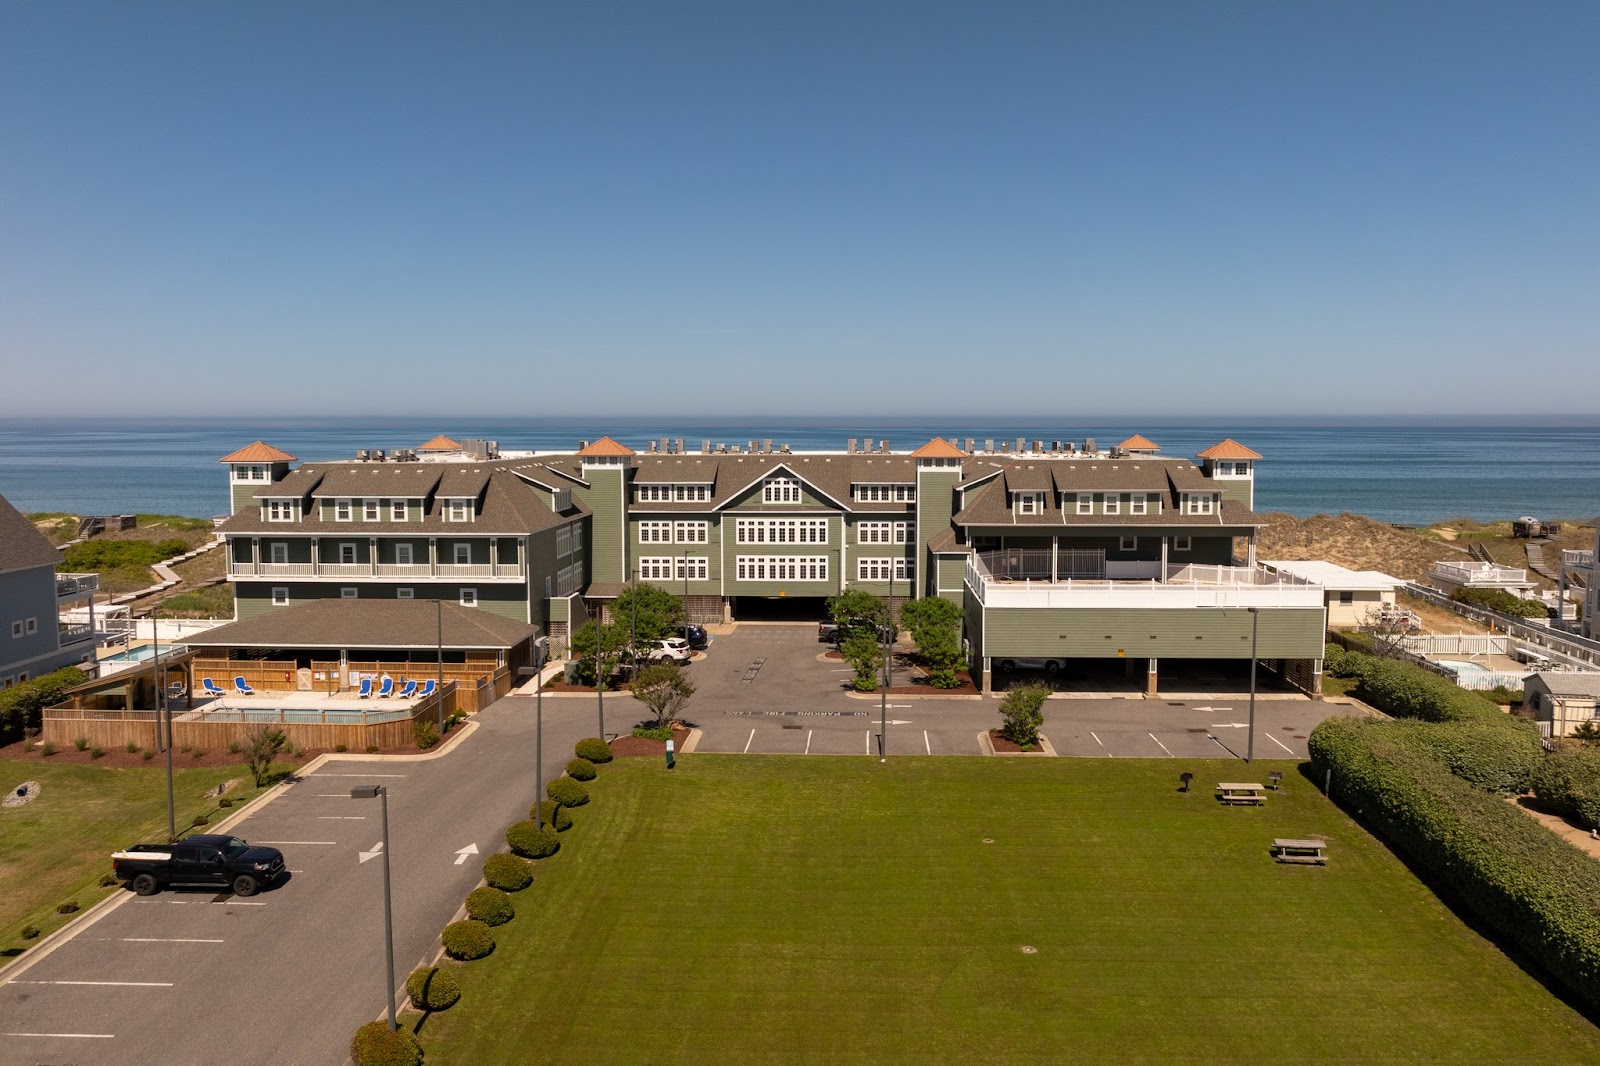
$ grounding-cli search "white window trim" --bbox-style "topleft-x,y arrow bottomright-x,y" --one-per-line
1173,536 -> 1192,552
1119,536 -> 1138,551
1130,495 -> 1148,516
639,521 -> 673,544
391,500 -> 408,521
9,621 -> 22,639
446,499 -> 473,522
734,555 -> 829,582
271,587 -> 290,606
1016,493 -> 1041,516
460,588 -> 478,607
363,499 -> 380,521
340,587 -> 359,599
1104,495 -> 1120,515
762,477 -> 802,504
396,544 -> 414,566
335,499 -> 353,522
735,518 -> 829,545
397,588 -> 415,600
339,542 -> 357,565
674,520 -> 709,544
265,499 -> 297,522
453,544 -> 471,565
270,542 -> 289,564
1075,494 -> 1093,515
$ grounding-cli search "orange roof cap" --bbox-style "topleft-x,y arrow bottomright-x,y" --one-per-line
1197,439 -> 1263,460
418,434 -> 463,452
911,437 -> 968,458
577,435 -> 636,457
219,441 -> 297,463
1117,434 -> 1161,451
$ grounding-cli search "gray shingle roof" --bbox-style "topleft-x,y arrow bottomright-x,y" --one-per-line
184,599 -> 540,651
0,494 -> 64,574
1531,672 -> 1600,698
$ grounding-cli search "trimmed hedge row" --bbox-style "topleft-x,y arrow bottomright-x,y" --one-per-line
350,1020 -> 423,1066
1393,718 -> 1544,795
574,737 -> 613,763
566,757 -> 598,781
1310,716 -> 1600,1012
1531,747 -> 1600,830
441,919 -> 495,960
1324,645 -> 1504,725
482,853 -> 534,892
506,819 -> 560,858
406,965 -> 461,1011
546,777 -> 590,808
532,798 -> 573,832
466,886 -> 515,927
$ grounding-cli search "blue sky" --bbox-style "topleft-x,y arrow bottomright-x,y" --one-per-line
2,2 -> 1595,417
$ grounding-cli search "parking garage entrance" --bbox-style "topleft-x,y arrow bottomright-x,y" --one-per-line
731,595 -> 829,623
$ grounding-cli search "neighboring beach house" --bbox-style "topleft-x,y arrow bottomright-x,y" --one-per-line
1260,560 -> 1405,629
1560,521 -> 1597,640
1425,560 -> 1538,599
215,432 -> 1328,695
1525,671 -> 1600,738
0,493 -> 98,687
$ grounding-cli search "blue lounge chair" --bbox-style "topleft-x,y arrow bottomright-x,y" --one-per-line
375,676 -> 395,698
397,679 -> 418,699
201,677 -> 225,698
419,679 -> 437,699
233,676 -> 256,696
356,677 -> 373,699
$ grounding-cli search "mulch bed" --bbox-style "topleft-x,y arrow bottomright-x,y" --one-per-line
609,726 -> 693,757
0,737 -> 429,768
988,730 -> 1044,754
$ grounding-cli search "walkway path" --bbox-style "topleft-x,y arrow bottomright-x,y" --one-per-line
1509,795 -> 1600,859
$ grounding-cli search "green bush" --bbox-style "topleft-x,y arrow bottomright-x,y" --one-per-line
350,1019 -> 423,1066
1353,657 -> 1505,724
90,746 -> 104,759
1310,716 -> 1600,1013
505,819 -> 560,859
1395,718 -> 1544,795
414,720 -> 440,750
406,965 -> 461,1011
997,683 -> 1049,748
20,925 -> 39,939
482,853 -> 534,892
192,814 -> 209,827
124,740 -> 139,754
565,757 -> 597,781
440,919 -> 495,960
465,886 -> 514,927
0,666 -> 87,746
574,737 -> 613,763
73,736 -> 88,751
1532,747 -> 1600,830
39,741 -> 57,757
531,799 -> 572,831
1452,586 -> 1550,619
546,777 -> 590,808
56,900 -> 79,914
631,725 -> 673,741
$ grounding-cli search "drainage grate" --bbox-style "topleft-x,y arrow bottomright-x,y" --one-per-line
1167,702 -> 1186,707
1185,727 -> 1208,733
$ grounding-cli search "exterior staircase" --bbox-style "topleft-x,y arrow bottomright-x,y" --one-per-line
1525,541 -> 1560,583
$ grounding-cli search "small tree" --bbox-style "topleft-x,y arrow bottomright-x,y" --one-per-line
628,661 -> 696,726
569,620 -> 631,690
613,581 -> 687,644
839,628 -> 884,692
828,589 -> 889,634
240,725 -> 288,787
998,683 -> 1049,749
898,596 -> 965,688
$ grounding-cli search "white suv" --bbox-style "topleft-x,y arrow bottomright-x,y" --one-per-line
639,637 -> 692,664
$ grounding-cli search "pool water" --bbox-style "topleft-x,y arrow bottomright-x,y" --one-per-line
1436,659 -> 1490,679
100,643 -> 189,664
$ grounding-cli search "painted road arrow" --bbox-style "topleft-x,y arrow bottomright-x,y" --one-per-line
358,842 -> 384,864
453,843 -> 479,866
1210,723 -> 1249,729
1193,706 -> 1233,713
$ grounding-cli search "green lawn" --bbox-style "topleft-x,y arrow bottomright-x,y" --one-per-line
0,759 -> 278,951
418,757 -> 1600,1065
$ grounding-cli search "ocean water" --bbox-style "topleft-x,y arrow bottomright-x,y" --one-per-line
0,416 -> 1596,526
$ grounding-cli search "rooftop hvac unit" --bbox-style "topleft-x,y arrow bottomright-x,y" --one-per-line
879,440 -> 889,453
702,440 -> 712,454
984,439 -> 994,452
579,440 -> 590,452
763,438 -> 772,454
1032,440 -> 1042,454
676,439 -> 685,454
356,449 -> 370,461
1083,438 -> 1096,454
848,439 -> 858,453
863,438 -> 874,452
646,440 -> 658,453
1110,447 -> 1124,458
780,443 -> 791,453
372,449 -> 386,462
965,439 -> 975,453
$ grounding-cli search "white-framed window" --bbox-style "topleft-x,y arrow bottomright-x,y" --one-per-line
9,621 -> 21,639
858,558 -> 915,582
339,543 -> 357,565
639,521 -> 673,544
638,556 -> 709,582
397,588 -> 414,600
1173,536 -> 1192,552
762,477 -> 801,504
460,588 -> 477,607
1119,536 -> 1138,551
636,484 -> 711,503
453,544 -> 471,565
853,484 -> 916,503
735,555 -> 829,582
1076,494 -> 1094,515
735,518 -> 828,545
396,544 -> 414,566
1185,494 -> 1216,516
391,500 -> 408,521
271,587 -> 290,606
363,500 -> 380,521
24,618 -> 36,635
16,672 -> 26,682
1130,495 -> 1148,516
556,561 -> 583,596
270,542 -> 288,564
341,587 -> 358,599
446,499 -> 472,521
1016,492 -> 1042,516
1214,460 -> 1251,478
857,522 -> 892,544
335,499 -> 353,522
556,526 -> 572,558
674,521 -> 708,544
234,463 -> 268,481
573,525 -> 583,550
265,499 -> 296,522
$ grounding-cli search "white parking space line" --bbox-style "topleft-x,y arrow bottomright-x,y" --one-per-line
1263,732 -> 1296,755
804,730 -> 813,755
865,731 -> 871,755
317,816 -> 366,820
211,901 -> 267,906
314,793 -> 352,798
1090,731 -> 1112,756
4,1031 -> 115,1039
9,980 -> 173,987
309,773 -> 406,778
255,840 -> 337,845
121,938 -> 224,943
1148,732 -> 1175,758
743,728 -> 756,754
924,730 -> 932,755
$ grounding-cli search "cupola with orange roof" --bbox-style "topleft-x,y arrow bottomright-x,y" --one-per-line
220,442 -> 298,514
1196,439 -> 1261,509
418,434 -> 463,453
577,435 -> 636,462
1116,434 -> 1161,454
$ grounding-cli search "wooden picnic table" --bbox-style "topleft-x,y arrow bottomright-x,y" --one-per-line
1216,782 -> 1267,805
1272,838 -> 1328,864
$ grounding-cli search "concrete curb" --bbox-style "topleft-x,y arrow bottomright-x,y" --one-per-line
680,728 -> 703,754
977,731 -> 1057,756
842,689 -> 984,702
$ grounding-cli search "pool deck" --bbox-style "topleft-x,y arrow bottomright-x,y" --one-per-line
178,692 -> 424,721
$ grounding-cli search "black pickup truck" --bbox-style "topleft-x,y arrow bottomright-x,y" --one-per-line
112,834 -> 285,897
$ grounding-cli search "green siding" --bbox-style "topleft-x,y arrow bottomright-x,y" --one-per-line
628,513 -> 723,595
936,554 -> 967,591
915,466 -> 961,597
574,467 -> 625,584
233,582 -> 527,622
980,607 -> 1325,660
1216,477 -> 1253,508
723,475 -> 841,511
721,514 -> 843,598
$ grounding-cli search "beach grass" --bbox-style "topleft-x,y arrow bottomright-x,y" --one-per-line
416,756 -> 1600,1064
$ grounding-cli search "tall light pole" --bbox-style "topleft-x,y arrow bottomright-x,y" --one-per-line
435,599 -> 445,733
595,622 -> 605,740
152,605 -> 174,840
1246,606 -> 1259,764
350,784 -> 397,1032
880,569 -> 894,763
534,654 -> 544,831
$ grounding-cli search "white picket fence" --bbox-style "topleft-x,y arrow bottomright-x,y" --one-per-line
1398,634 -> 1510,657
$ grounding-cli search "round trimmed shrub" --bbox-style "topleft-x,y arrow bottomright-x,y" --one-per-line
466,886 -> 514,927
350,1020 -> 423,1066
482,853 -> 534,892
566,757 -> 597,781
406,965 -> 461,1011
531,799 -> 572,831
440,919 -> 494,960
574,737 -> 613,764
547,777 -> 590,808
505,819 -> 560,859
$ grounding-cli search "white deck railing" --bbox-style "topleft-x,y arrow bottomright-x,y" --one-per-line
1430,561 -> 1529,585
229,561 -> 526,581
55,573 -> 99,598
965,555 -> 1323,610
1562,549 -> 1594,568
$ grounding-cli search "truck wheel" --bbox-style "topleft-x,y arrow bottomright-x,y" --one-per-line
1044,660 -> 1060,673
132,873 -> 159,896
231,874 -> 259,898
999,660 -> 1016,673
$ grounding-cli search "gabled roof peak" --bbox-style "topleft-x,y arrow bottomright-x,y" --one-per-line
578,436 -> 636,457
220,441 -> 297,463
1197,439 -> 1262,461
1117,434 -> 1161,452
418,434 -> 462,452
911,437 -> 968,458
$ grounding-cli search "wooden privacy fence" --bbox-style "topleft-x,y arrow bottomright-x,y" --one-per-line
191,659 -> 300,691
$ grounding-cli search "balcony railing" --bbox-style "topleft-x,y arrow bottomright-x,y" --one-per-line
55,573 -> 99,598
59,621 -> 94,644
965,554 -> 1323,610
1430,561 -> 1530,586
229,560 -> 526,581
1562,550 -> 1594,569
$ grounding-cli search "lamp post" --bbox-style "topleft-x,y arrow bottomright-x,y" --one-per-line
350,784 -> 397,1032
629,571 -> 639,681
880,570 -> 894,763
151,605 -> 174,840
535,655 -> 544,831
1246,607 -> 1259,764
435,599 -> 445,733
595,624 -> 605,740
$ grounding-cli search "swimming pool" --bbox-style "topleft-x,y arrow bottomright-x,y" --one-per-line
1436,659 -> 1491,680
100,643 -> 189,664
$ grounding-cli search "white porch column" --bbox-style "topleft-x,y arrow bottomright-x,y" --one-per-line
429,537 -> 438,577
1051,536 -> 1058,583
1247,533 -> 1257,569
369,537 -> 378,577
1160,537 -> 1169,583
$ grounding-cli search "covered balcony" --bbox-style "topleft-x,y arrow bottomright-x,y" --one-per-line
56,572 -> 99,599
965,551 -> 1323,609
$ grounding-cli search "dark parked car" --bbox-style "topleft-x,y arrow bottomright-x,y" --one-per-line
678,623 -> 709,650
112,834 -> 285,897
